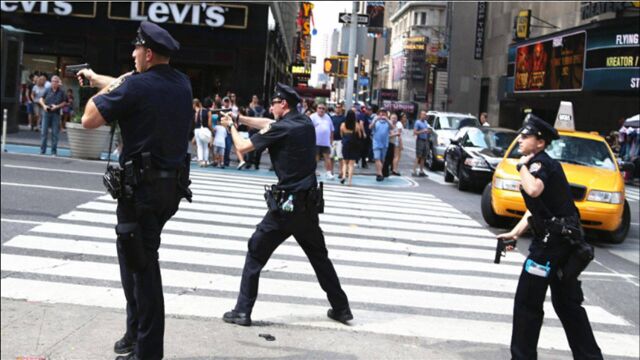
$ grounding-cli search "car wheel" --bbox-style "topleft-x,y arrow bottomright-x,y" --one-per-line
481,183 -> 510,228
457,164 -> 469,191
444,159 -> 454,183
601,200 -> 630,244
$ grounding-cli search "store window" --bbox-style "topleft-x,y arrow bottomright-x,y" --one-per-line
22,53 -> 82,113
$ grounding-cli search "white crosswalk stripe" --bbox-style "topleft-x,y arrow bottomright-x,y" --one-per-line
626,186 -> 639,203
2,170 -> 638,358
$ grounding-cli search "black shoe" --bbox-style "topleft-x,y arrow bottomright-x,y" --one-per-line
223,310 -> 252,326
376,175 -> 384,182
114,335 -> 136,354
340,178 -> 346,184
327,308 -> 353,324
392,171 -> 401,176
115,353 -> 138,360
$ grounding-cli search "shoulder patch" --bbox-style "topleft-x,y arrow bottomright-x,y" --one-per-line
529,162 -> 542,173
259,123 -> 272,135
107,76 -> 127,93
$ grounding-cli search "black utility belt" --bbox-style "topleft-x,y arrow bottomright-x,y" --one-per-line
528,215 -> 583,245
263,183 -> 324,214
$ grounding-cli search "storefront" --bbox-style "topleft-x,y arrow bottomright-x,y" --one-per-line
501,16 -> 639,133
1,1 -> 292,121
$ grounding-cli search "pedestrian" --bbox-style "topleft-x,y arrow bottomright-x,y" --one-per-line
38,75 -> 66,156
31,75 -> 47,132
25,73 -> 37,131
78,21 -> 193,360
222,96 -> 234,167
331,102 -> 346,179
193,98 -> 212,167
311,102 -> 335,179
61,88 -> 74,132
247,95 -> 266,169
358,105 -> 373,169
497,114 -> 602,360
391,113 -> 403,176
212,119 -> 227,168
480,112 -> 490,127
413,110 -> 431,177
340,110 -> 363,186
370,108 -> 392,181
220,83 -> 352,327
382,114 -> 396,178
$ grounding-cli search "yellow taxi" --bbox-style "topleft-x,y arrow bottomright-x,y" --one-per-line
481,102 -> 630,243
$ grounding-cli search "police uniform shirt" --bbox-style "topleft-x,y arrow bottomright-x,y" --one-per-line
521,151 -> 578,223
250,110 -> 317,192
93,64 -> 193,168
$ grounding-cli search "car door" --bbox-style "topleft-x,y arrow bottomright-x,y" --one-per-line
449,128 -> 467,176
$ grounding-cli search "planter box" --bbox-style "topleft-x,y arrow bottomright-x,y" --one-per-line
66,122 -> 112,160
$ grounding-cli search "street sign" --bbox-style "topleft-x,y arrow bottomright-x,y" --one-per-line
338,12 -> 369,25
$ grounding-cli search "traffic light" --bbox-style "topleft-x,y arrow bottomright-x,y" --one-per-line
323,58 -> 339,75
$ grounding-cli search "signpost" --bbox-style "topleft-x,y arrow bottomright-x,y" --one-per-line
338,12 -> 369,25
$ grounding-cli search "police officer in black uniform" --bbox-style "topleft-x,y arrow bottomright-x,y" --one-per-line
497,115 -> 602,360
219,83 -> 352,326
80,21 -> 193,360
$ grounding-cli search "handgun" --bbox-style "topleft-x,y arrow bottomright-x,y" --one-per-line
65,63 -> 91,87
494,238 -> 517,264
211,108 -> 237,125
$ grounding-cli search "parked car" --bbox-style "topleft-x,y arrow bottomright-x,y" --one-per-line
444,127 -> 517,191
425,111 -> 480,170
482,129 -> 630,243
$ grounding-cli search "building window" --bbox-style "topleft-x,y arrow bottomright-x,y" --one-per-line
421,12 -> 427,25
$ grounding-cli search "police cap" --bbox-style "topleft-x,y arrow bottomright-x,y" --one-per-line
131,21 -> 180,56
519,114 -> 559,143
272,83 -> 301,106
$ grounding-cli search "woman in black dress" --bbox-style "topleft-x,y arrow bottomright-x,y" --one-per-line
340,110 -> 364,185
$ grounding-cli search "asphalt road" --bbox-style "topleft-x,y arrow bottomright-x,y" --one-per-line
1,137 -> 639,359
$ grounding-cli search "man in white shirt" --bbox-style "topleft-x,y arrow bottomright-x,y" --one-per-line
310,103 -> 335,179
480,112 -> 490,127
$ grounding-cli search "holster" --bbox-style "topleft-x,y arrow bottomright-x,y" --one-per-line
116,222 -> 149,272
544,216 -> 594,283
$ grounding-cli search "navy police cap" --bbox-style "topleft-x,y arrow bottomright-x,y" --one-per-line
132,21 -> 180,56
519,114 -> 559,142
272,82 -> 301,105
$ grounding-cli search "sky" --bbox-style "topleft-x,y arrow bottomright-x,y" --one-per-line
309,1 -> 348,86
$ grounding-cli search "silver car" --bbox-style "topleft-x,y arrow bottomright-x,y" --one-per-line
425,111 -> 480,170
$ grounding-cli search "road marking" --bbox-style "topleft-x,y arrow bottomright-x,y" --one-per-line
0,219 -> 44,225
0,182 -> 104,194
2,164 -> 103,176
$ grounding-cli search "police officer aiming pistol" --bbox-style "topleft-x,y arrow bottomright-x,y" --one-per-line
80,21 -> 193,360
219,83 -> 353,326
497,114 -> 602,359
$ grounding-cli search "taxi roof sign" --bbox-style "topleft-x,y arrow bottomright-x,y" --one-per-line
554,101 -> 575,131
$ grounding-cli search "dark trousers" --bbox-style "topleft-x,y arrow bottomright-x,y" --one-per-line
360,136 -> 372,167
511,240 -> 602,360
248,148 -> 263,169
235,208 -> 350,314
382,142 -> 396,177
40,112 -> 60,155
116,179 -> 180,360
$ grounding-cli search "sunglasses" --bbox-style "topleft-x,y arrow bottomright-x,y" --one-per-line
271,100 -> 282,105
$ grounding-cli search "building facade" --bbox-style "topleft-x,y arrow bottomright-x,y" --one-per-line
447,1 -> 639,131
1,0 -> 298,129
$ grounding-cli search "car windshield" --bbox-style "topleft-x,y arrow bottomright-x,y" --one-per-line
440,116 -> 479,129
507,135 -> 616,170
463,128 -> 517,156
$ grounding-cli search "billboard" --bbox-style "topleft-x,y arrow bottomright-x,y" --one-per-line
514,31 -> 586,92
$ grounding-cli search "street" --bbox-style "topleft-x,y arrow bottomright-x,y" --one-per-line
2,132 -> 638,359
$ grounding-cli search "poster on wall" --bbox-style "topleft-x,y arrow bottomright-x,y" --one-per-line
514,31 -> 586,92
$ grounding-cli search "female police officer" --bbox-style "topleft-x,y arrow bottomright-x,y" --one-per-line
497,115 -> 602,359
219,83 -> 352,326
80,21 -> 192,360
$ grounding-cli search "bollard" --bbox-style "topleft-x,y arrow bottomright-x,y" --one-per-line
2,109 -> 7,153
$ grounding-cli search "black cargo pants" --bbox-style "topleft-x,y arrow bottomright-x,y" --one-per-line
511,237 -> 603,360
234,206 -> 350,315
115,177 -> 180,360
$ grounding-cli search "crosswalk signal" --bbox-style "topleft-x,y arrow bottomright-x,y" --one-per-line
324,58 -> 339,75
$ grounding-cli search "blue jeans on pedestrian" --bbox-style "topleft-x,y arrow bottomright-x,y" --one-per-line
41,111 -> 60,155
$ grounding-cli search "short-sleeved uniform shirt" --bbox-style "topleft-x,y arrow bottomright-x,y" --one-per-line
521,150 -> 578,238
250,110 -> 317,192
372,119 -> 391,149
93,64 -> 193,168
310,112 -> 334,147
414,119 -> 429,140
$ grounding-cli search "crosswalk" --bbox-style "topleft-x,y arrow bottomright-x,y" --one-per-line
627,186 -> 639,203
1,170 -> 638,358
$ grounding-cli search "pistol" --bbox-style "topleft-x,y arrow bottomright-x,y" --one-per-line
65,63 -> 91,87
494,238 -> 517,264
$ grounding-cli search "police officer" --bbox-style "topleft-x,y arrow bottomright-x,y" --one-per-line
80,21 -> 193,360
497,115 -> 602,359
219,83 -> 352,326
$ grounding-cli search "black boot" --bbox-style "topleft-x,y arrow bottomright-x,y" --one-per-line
113,334 -> 136,354
222,310 -> 252,326
327,308 -> 353,324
